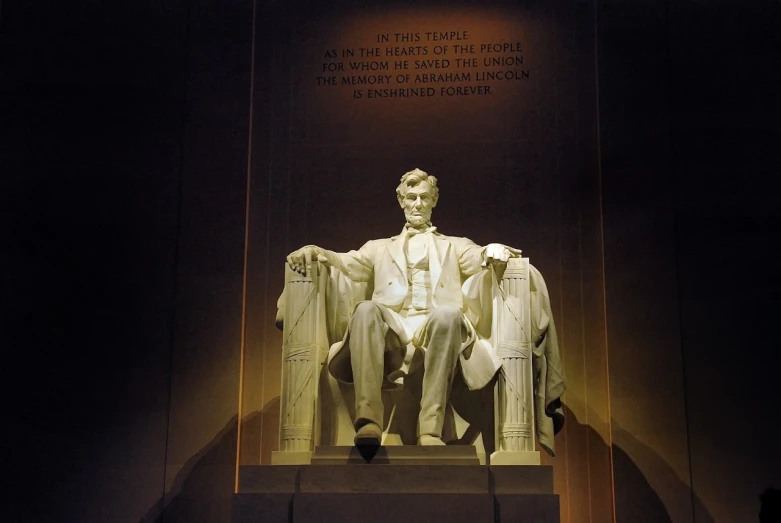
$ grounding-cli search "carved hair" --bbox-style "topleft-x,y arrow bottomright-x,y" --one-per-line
396,168 -> 439,205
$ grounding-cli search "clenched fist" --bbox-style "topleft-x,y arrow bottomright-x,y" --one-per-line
484,243 -> 522,265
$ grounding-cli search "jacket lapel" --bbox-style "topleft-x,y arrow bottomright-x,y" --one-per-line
429,233 -> 450,291
388,233 -> 407,282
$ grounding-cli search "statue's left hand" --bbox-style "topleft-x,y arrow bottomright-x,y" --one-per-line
484,243 -> 522,265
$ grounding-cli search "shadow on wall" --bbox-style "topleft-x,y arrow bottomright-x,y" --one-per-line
139,415 -> 239,523
259,397 -> 281,465
138,396 -> 281,523
560,403 -> 716,523
603,410 -> 714,523
611,441 -> 677,523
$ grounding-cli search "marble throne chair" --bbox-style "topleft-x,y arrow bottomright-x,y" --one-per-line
272,257 -> 543,466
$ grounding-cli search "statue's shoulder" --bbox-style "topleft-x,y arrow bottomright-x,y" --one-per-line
360,237 -> 394,250
367,236 -> 394,245
437,232 -> 478,246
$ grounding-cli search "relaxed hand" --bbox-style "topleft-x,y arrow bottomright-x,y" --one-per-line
286,245 -> 324,275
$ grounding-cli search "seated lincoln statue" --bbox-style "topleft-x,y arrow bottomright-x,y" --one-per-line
284,168 -> 565,456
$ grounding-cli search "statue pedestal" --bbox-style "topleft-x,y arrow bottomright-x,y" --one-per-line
272,445 -> 482,466
271,450 -> 313,465
311,445 -> 481,465
490,449 -> 541,465
233,458 -> 560,523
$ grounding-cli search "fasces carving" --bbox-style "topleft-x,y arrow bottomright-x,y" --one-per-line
277,262 -> 329,459
492,259 -> 536,463
274,168 -> 565,465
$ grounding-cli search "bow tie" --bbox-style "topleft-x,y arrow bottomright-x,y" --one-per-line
406,225 -> 437,237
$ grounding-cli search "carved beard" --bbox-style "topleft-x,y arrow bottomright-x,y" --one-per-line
405,211 -> 431,228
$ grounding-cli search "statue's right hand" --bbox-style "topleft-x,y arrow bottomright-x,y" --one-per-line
286,245 -> 325,275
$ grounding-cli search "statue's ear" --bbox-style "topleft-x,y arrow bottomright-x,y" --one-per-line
397,194 -> 405,209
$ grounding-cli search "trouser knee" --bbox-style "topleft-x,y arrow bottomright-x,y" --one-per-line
351,301 -> 382,326
428,305 -> 462,328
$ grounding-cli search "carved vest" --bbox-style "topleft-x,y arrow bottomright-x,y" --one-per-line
401,241 -> 433,316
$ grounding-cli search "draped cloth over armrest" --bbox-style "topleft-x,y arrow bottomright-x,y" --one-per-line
277,265 -> 369,342
462,264 -> 566,457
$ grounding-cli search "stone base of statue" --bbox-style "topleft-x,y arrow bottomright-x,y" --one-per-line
233,455 -> 560,523
310,445 -> 481,465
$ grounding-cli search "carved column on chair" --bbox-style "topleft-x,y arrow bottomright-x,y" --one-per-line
492,257 -> 539,465
272,262 -> 328,465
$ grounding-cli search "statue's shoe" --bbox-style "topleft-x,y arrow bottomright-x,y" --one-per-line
418,435 -> 447,446
354,422 -> 382,449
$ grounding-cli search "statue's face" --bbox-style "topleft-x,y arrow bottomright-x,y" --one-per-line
400,180 -> 436,227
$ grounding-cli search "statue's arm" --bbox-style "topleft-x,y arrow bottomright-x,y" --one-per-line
288,241 -> 375,283
317,244 -> 374,283
455,237 -> 489,276
455,237 -> 522,276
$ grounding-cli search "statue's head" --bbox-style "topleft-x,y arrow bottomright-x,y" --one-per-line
396,168 -> 439,227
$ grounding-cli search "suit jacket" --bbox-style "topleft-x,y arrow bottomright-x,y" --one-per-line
317,229 -> 486,314
318,229 -> 503,391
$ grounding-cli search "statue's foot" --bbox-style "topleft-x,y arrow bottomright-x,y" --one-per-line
354,422 -> 382,449
418,435 -> 446,446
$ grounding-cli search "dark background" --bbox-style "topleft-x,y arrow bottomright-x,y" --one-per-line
2,0 -> 778,522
